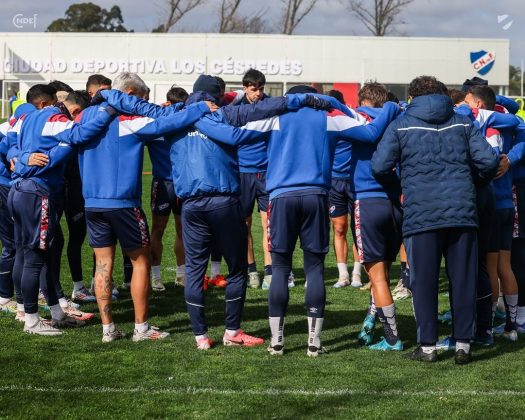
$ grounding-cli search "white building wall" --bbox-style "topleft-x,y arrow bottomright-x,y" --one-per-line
0,32 -> 510,105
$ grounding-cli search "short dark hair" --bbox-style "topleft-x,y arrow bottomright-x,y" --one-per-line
358,82 -> 388,107
448,89 -> 467,105
286,85 -> 317,94
408,76 -> 448,98
387,91 -> 400,104
328,89 -> 345,105
462,76 -> 488,92
214,76 -> 226,91
166,86 -> 189,104
86,74 -> 112,90
48,80 -> 73,93
26,84 -> 57,105
468,85 -> 496,110
242,68 -> 265,88
65,90 -> 91,110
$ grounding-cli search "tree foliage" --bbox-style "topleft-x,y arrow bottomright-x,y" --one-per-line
47,2 -> 129,32
509,64 -> 525,97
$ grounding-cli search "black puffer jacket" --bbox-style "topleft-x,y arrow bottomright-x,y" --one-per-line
371,94 -> 498,237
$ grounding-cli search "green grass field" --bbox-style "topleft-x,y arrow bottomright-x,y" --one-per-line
2,154 -> 525,419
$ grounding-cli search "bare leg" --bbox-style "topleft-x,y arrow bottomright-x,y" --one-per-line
94,246 -> 116,325
127,246 -> 151,324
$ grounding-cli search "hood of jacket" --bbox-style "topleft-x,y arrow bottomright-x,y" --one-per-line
186,91 -> 216,106
405,94 -> 454,124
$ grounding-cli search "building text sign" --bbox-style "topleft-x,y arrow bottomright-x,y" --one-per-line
3,57 -> 303,76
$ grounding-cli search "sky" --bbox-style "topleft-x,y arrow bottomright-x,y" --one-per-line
2,0 -> 524,65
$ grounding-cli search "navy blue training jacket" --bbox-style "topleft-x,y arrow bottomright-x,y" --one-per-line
371,94 -> 499,237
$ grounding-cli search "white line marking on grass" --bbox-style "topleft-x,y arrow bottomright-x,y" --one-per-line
1,385 -> 525,398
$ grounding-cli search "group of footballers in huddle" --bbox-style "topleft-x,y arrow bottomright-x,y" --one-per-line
0,65 -> 524,365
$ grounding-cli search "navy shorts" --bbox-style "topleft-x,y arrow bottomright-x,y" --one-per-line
513,181 -> 525,239
352,197 -> 402,263
239,172 -> 269,218
268,192 -> 329,254
328,178 -> 353,218
151,178 -> 181,216
85,208 -> 150,252
488,208 -> 514,252
7,179 -> 61,251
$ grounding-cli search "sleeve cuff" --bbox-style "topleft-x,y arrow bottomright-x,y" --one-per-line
19,152 -> 30,165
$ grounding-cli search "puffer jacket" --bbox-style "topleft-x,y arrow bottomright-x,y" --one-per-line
371,94 -> 498,237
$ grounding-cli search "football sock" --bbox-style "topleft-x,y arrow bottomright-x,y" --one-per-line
24,312 -> 39,327
337,263 -> 349,278
152,265 -> 161,281
58,297 -> 68,308
352,262 -> 362,276
307,316 -> 323,349
50,304 -> 65,321
264,265 -> 272,276
517,306 -> 525,325
456,341 -> 470,353
225,329 -> 239,336
102,322 -> 115,334
135,321 -> 149,334
504,294 -> 518,330
248,262 -> 257,273
376,303 -> 399,345
210,261 -> 221,278
17,303 -> 24,312
492,302 -> 497,323
0,297 -> 9,305
497,294 -> 505,310
367,294 -> 377,317
195,334 -> 208,342
269,316 -> 285,348
421,344 -> 436,354
176,265 -> 186,277
73,281 -> 84,292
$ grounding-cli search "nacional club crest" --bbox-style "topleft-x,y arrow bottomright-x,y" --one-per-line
470,50 -> 496,76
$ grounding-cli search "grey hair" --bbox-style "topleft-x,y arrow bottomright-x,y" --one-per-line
112,72 -> 148,96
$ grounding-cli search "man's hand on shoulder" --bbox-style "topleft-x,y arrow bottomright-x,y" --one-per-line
204,101 -> 219,113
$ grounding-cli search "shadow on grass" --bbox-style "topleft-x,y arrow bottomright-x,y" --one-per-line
104,263 -> 514,363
